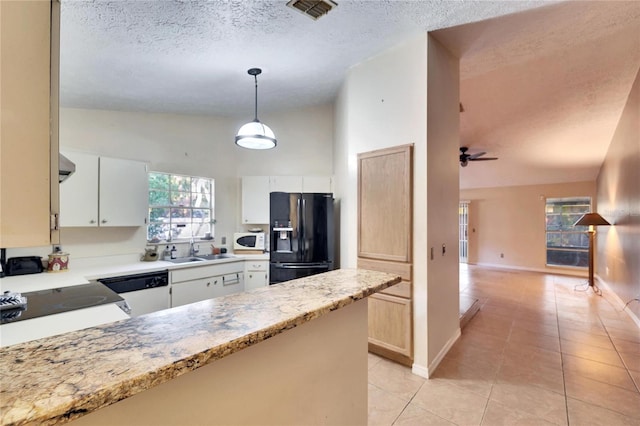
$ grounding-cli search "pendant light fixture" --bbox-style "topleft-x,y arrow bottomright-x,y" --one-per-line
235,68 -> 277,150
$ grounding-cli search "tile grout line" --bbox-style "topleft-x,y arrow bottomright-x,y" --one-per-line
478,280 -> 516,426
596,311 -> 640,395
554,276 -> 571,426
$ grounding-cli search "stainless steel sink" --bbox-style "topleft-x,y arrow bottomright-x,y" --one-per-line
197,254 -> 235,261
166,256 -> 205,264
166,254 -> 235,263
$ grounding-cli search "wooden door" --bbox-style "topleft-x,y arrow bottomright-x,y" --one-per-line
0,1 -> 52,247
357,144 -> 414,366
358,145 -> 412,262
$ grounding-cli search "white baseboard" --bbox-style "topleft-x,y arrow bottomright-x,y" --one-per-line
411,363 -> 429,379
472,262 -> 587,278
596,275 -> 640,329
412,327 -> 461,379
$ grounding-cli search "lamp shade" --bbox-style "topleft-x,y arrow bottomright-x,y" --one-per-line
235,121 -> 277,150
235,67 -> 277,150
573,212 -> 611,227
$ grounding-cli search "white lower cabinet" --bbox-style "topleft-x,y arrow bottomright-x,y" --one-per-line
170,261 -> 244,308
171,276 -> 222,308
244,260 -> 269,290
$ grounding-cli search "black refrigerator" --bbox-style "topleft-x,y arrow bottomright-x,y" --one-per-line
270,192 -> 334,284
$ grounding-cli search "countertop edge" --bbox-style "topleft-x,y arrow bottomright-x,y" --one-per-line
1,269 -> 400,426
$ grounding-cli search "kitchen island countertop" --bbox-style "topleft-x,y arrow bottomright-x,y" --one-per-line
0,268 -> 400,426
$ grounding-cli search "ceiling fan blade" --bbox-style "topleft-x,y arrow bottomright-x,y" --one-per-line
467,152 -> 486,160
469,157 -> 498,161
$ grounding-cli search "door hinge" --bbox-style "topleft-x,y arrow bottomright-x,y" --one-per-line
50,214 -> 59,231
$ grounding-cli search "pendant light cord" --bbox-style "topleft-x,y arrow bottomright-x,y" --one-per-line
254,74 -> 259,122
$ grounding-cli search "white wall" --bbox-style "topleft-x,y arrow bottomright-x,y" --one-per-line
334,34 -> 428,270
334,36 -> 428,373
5,104 -> 334,261
425,35 -> 461,369
460,181 -> 596,274
335,33 -> 461,375
596,68 -> 640,321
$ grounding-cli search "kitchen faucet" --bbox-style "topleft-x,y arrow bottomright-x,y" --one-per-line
189,238 -> 199,257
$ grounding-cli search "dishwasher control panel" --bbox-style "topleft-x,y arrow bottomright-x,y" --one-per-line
96,270 -> 169,294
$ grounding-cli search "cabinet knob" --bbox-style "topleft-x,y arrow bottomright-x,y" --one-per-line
101,219 -> 107,224
89,219 -> 96,224
206,282 -> 210,287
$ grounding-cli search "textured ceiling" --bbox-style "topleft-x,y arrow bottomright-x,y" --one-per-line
59,0 -> 640,189
435,1 -> 640,189
60,0 -> 552,116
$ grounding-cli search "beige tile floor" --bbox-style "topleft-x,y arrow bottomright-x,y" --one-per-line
368,265 -> 640,425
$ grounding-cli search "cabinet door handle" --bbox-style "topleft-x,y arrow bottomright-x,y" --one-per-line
206,282 -> 211,287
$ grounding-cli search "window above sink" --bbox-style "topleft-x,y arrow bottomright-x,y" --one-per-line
148,172 -> 215,243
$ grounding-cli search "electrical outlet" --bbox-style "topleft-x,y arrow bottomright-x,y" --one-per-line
221,236 -> 226,245
500,253 -> 504,258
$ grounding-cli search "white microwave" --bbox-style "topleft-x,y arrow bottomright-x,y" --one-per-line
233,232 -> 265,251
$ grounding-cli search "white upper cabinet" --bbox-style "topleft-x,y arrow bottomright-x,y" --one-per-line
60,151 -> 148,227
269,176 -> 303,193
99,157 -> 148,226
241,175 -> 333,225
302,176 -> 332,193
242,176 -> 270,224
60,152 -> 99,226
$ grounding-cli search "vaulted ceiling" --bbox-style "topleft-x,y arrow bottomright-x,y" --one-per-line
59,0 -> 640,189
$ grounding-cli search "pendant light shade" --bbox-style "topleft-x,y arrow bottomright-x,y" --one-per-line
235,68 -> 277,150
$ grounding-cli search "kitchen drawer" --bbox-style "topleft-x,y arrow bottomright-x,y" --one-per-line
245,261 -> 268,271
170,261 -> 243,284
380,280 -> 411,299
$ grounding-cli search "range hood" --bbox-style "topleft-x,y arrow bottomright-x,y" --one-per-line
59,153 -> 76,183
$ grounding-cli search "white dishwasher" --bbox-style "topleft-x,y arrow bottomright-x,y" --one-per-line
94,270 -> 170,317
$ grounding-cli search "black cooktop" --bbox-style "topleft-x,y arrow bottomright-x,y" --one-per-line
1,283 -> 124,324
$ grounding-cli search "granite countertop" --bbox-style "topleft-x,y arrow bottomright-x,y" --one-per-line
0,268 -> 400,426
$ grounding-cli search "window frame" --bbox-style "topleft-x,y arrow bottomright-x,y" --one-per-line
545,196 -> 591,268
147,171 -> 215,242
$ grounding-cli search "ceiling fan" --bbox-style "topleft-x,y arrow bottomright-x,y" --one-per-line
459,146 -> 498,167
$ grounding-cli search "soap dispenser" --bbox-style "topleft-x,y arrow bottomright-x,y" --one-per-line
170,245 -> 177,259
163,245 -> 171,260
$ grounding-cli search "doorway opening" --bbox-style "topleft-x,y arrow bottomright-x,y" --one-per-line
459,201 -> 469,263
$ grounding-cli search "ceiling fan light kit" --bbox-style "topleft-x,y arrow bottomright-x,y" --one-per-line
235,68 -> 277,150
459,146 -> 498,167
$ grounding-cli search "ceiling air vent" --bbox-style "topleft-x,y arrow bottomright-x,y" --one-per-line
286,0 -> 337,20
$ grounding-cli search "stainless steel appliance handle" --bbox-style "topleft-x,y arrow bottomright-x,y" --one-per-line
297,197 -> 303,259
301,197 -> 307,258
275,264 -> 329,270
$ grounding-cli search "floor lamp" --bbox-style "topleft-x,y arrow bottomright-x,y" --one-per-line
573,212 -> 611,295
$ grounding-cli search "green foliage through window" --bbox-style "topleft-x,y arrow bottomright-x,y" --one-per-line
545,197 -> 590,267
147,172 -> 214,241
